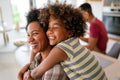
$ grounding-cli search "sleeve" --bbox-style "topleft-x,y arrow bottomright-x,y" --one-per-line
42,64 -> 68,80
90,23 -> 99,38
56,42 -> 74,59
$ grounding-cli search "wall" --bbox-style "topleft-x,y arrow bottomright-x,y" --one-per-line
88,1 -> 103,20
76,0 -> 103,20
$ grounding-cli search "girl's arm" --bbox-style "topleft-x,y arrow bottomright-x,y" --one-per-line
30,47 -> 68,79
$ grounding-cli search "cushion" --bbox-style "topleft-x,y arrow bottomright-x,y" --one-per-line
107,42 -> 120,58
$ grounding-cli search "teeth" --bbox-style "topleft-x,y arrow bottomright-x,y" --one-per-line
30,44 -> 37,47
49,36 -> 55,40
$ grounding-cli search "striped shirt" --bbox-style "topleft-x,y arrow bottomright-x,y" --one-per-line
29,53 -> 69,80
57,37 -> 107,80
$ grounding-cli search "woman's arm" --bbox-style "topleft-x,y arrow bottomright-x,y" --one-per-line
18,63 -> 31,80
30,47 -> 68,79
23,70 -> 34,80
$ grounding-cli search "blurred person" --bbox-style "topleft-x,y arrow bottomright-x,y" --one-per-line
18,8 -> 69,80
30,1 -> 107,80
79,2 -> 108,54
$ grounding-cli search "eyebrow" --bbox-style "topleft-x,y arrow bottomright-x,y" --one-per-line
32,30 -> 40,32
28,30 -> 40,34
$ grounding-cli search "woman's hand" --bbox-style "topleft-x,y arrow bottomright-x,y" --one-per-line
23,70 -> 34,80
18,63 -> 31,80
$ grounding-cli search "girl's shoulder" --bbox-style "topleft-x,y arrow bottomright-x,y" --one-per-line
57,37 -> 79,46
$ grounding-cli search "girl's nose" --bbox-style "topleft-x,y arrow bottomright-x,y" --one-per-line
47,28 -> 53,34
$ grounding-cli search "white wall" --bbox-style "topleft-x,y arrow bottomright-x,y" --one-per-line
77,1 -> 103,20
88,1 -> 103,20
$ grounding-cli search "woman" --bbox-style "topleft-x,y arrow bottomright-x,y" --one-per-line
30,2 -> 107,80
18,8 -> 69,80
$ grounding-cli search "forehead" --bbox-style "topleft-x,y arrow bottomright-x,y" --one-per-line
49,16 -> 62,24
27,21 -> 43,31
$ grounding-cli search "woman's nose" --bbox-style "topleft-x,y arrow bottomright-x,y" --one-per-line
28,36 -> 34,43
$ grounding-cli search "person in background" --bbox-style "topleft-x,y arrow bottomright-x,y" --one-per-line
18,8 -> 69,80
79,2 -> 108,54
30,1 -> 107,80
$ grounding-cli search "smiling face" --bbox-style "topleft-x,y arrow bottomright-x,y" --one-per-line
46,16 -> 71,46
27,21 -> 49,53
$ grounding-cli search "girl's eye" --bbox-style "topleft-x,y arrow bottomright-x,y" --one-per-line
51,25 -> 60,30
54,24 -> 61,28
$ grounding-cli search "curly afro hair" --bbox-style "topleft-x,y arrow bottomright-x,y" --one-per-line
39,1 -> 87,37
26,8 -> 48,32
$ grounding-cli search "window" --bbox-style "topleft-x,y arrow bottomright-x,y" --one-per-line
11,0 -> 30,30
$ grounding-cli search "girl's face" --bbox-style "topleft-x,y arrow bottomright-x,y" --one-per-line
27,21 -> 48,53
47,17 -> 71,46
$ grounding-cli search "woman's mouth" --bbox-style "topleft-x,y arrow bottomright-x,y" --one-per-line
30,44 -> 38,49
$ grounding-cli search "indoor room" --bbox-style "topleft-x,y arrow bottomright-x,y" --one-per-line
0,0 -> 120,80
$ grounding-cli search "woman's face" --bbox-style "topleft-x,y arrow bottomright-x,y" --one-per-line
27,21 -> 48,53
47,17 -> 70,46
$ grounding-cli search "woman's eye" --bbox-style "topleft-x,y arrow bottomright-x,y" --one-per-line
33,32 -> 39,35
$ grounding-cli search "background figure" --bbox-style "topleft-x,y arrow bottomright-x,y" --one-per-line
30,1 -> 107,80
18,8 -> 69,80
79,2 -> 108,54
